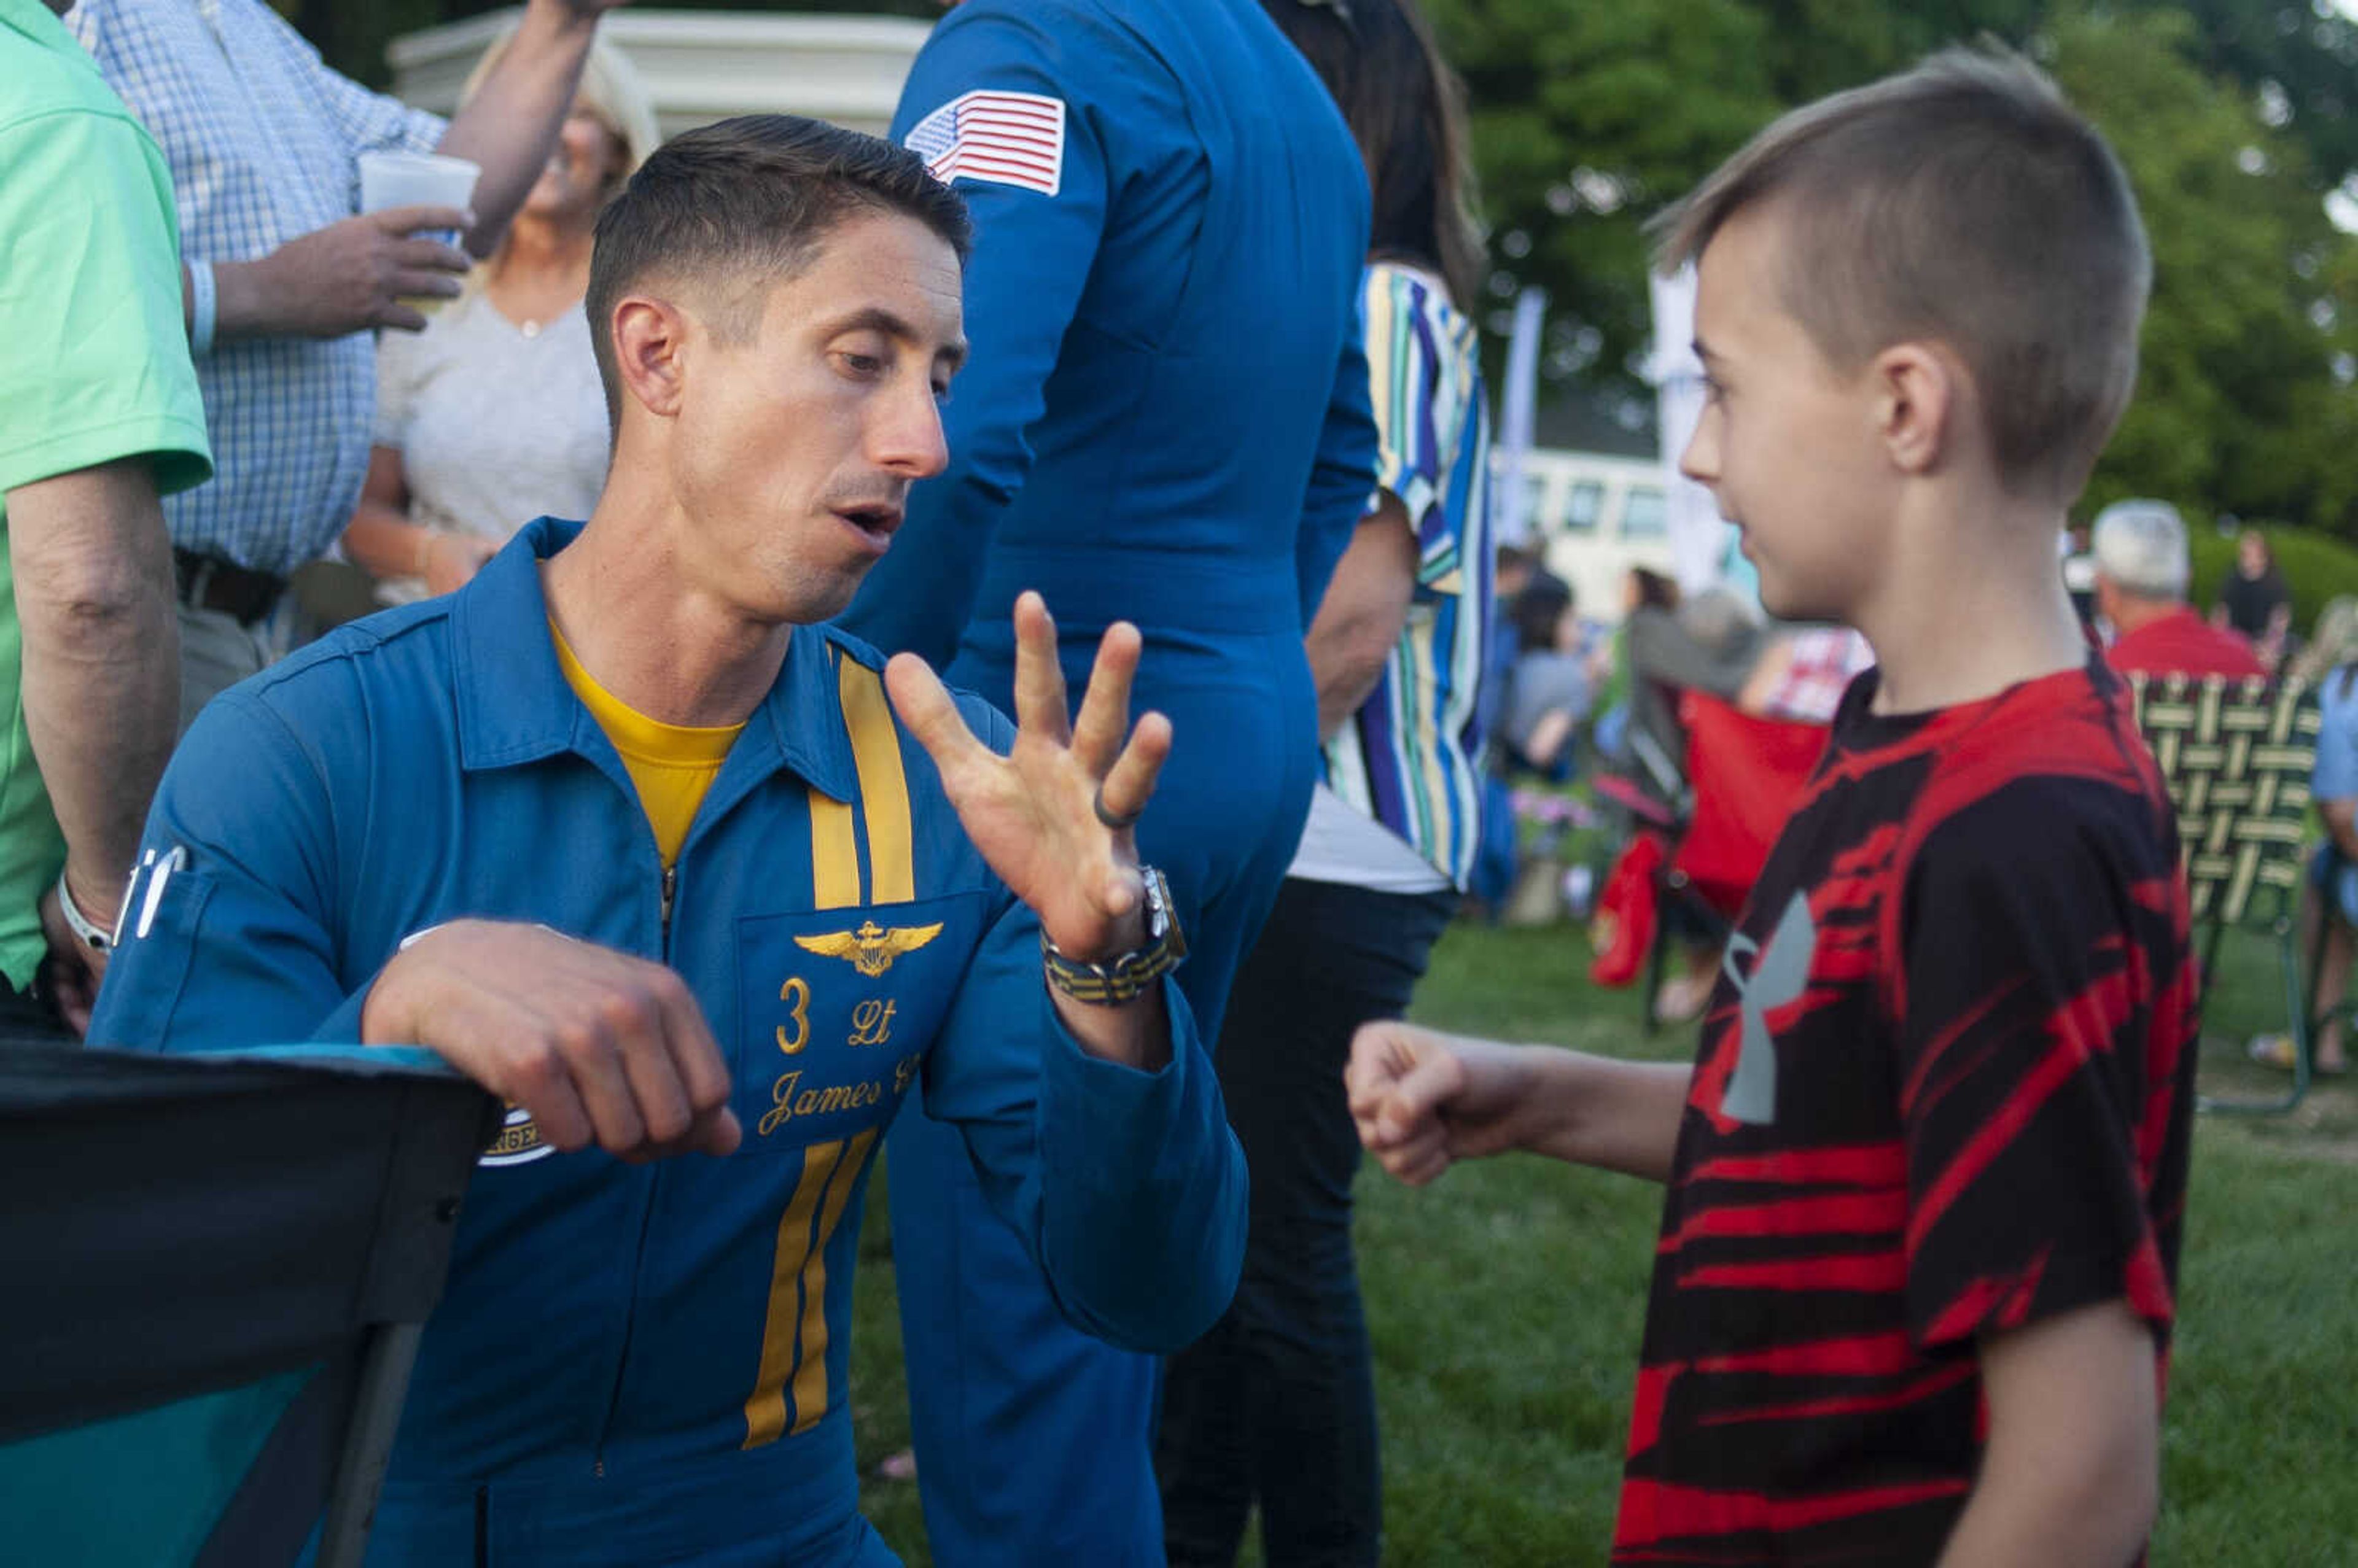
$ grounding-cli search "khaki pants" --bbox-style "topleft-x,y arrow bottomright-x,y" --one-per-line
176,600 -> 284,736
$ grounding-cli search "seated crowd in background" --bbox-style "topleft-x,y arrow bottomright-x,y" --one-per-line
2091,498 -> 2268,681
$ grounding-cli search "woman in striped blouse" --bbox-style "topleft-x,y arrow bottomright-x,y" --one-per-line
1158,1 -> 1495,1562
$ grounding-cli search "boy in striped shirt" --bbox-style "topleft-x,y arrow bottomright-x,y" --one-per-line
1348,49 -> 2193,1566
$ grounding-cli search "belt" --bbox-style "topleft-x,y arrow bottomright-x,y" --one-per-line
172,549 -> 286,627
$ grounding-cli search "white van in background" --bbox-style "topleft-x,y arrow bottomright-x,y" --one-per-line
1496,448 -> 1676,623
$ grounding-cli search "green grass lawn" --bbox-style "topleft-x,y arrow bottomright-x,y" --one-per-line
850,920 -> 2358,1566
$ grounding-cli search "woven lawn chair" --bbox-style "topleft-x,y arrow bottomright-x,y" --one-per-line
2127,672 -> 2322,1114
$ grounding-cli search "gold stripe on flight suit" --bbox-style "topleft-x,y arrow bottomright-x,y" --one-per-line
742,654 -> 915,1446
808,656 -> 863,909
743,1137 -> 846,1446
837,658 -> 915,904
786,1125 -> 878,1435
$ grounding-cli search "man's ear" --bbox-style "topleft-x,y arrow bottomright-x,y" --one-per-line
610,295 -> 692,422
1870,341 -> 1958,478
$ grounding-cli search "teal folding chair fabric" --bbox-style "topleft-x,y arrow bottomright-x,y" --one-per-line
0,1043 -> 493,1567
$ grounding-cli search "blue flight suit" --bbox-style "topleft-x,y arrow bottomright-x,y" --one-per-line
836,0 -> 1377,1561
86,518 -> 1248,1567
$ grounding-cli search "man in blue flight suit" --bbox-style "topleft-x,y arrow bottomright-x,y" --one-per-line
834,0 -> 1379,1561
86,116 -> 1247,1568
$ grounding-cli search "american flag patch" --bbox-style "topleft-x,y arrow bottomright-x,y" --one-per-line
904,90 -> 1067,198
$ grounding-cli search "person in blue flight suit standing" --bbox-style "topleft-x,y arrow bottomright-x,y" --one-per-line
835,0 -> 1378,1562
87,117 -> 1246,1568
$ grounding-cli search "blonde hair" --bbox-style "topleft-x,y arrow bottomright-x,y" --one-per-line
461,28 -> 663,197
1651,45 -> 2150,502
2290,596 -> 2358,687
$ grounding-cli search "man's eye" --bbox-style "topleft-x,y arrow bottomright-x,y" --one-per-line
839,352 -> 884,377
933,383 -> 954,406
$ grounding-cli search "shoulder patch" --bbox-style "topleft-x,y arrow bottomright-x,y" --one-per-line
905,89 -> 1066,197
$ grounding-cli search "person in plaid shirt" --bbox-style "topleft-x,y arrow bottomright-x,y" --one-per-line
70,0 -> 634,728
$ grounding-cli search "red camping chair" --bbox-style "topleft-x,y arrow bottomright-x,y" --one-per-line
1599,691 -> 1826,1031
1670,693 -> 1828,912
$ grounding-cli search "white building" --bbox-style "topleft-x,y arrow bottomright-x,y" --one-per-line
1496,448 -> 1676,623
389,7 -> 931,139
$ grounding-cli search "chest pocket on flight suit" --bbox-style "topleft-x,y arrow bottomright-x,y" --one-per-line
732,891 -> 990,1151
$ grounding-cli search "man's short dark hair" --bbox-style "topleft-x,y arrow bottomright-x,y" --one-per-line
1651,47 -> 2149,501
586,114 -> 973,429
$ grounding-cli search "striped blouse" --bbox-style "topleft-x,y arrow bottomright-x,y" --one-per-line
1318,262 -> 1495,888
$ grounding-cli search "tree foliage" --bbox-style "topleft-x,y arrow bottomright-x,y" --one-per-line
2052,9 -> 2358,523
1427,0 -> 2358,534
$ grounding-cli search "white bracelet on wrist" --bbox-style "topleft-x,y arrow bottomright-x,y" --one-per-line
55,871 -> 112,952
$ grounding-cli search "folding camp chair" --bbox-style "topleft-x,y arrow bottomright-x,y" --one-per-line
1640,692 -> 1829,1033
2127,672 -> 2323,1114
0,1043 -> 495,1567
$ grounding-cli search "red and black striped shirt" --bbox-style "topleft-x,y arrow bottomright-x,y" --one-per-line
1614,658 -> 2196,1564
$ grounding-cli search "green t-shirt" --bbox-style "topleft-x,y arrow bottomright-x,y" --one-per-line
0,0 -> 212,989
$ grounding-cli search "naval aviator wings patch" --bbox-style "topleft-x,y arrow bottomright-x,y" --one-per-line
795,919 -> 945,979
905,90 -> 1067,197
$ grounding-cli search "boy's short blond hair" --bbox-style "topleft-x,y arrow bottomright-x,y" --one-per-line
1652,47 -> 2150,500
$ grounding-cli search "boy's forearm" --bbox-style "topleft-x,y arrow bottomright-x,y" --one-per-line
1527,1049 -> 1691,1181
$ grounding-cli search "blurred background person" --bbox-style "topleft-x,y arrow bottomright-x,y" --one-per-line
342,29 -> 658,606
71,0 -> 631,729
1,0 -> 209,1036
1499,575 -> 1593,779
2254,596 -> 2358,1077
2289,594 -> 2358,687
2262,649 -> 2358,1078
1619,567 -> 1763,802
1155,1 -> 1490,1562
2211,526 -> 2292,669
1465,542 -> 1566,912
2091,499 -> 2265,681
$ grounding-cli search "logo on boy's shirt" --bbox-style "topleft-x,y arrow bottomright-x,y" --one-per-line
1719,892 -> 1816,1125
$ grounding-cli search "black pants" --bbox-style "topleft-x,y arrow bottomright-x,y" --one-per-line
0,969 -> 71,1044
1158,877 -> 1458,1568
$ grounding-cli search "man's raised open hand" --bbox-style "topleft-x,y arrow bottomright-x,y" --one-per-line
884,591 -> 1172,964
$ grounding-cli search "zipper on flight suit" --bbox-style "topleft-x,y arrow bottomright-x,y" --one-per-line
593,856 -> 680,1478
